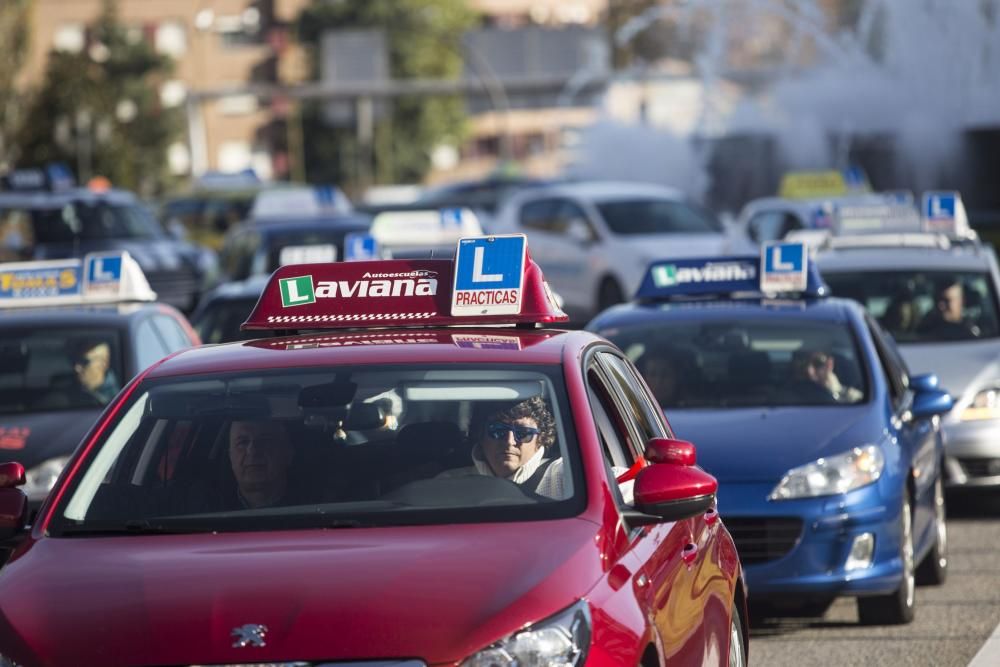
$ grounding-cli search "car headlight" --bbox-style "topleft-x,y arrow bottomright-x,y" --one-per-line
960,385 -> 1000,421
23,455 -> 71,503
769,446 -> 884,501
461,600 -> 591,667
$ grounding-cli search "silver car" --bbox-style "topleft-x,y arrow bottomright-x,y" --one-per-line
816,234 -> 1000,489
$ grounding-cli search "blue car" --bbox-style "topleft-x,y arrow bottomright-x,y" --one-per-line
587,243 -> 954,624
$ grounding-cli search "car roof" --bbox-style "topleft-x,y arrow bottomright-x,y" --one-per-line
816,243 -> 994,273
0,188 -> 139,208
148,328 -> 598,380
0,302 -> 168,328
512,181 -> 687,203
590,296 -> 861,330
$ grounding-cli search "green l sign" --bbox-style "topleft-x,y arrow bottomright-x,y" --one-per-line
652,264 -> 678,287
279,275 -> 315,307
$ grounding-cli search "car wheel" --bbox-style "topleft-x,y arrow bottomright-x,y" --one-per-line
728,603 -> 747,667
916,475 -> 948,585
857,494 -> 915,625
597,277 -> 625,312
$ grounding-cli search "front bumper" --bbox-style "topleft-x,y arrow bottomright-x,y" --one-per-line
941,419 -> 1000,488
717,482 -> 904,599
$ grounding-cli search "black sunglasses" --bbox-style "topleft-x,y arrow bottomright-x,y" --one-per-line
486,421 -> 540,444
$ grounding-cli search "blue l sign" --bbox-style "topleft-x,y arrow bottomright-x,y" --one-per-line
925,193 -> 956,219
344,233 -> 378,261
87,255 -> 122,283
761,242 -> 808,293
452,235 -> 526,316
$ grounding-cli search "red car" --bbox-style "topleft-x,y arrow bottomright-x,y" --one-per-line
0,236 -> 747,666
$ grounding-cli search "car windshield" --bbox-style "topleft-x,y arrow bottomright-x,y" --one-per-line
0,328 -> 124,415
604,319 -> 867,408
824,270 -> 1000,343
595,198 -> 723,235
193,297 -> 266,344
51,365 -> 581,535
3,201 -> 162,243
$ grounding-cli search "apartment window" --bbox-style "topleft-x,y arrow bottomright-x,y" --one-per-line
156,21 -> 187,58
53,24 -> 85,53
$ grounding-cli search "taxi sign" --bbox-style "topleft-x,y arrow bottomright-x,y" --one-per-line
451,235 -> 526,317
760,242 -> 808,293
922,191 -> 973,237
778,168 -> 871,200
242,235 -> 567,331
0,251 -> 155,308
344,233 -> 379,261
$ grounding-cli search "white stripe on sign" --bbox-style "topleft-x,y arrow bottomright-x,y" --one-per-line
968,616 -> 1000,666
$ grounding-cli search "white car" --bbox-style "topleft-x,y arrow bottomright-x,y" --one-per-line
492,181 -> 748,322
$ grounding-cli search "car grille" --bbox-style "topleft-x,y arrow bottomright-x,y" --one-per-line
146,268 -> 198,311
958,457 -> 1000,478
723,517 -> 803,564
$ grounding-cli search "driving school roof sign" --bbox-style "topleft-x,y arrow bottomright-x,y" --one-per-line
451,235 -> 526,316
0,252 -> 155,307
760,242 -> 808,293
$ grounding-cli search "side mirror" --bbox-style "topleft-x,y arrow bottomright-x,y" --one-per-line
565,219 -> 593,244
632,464 -> 718,523
910,373 -> 939,393
645,437 -> 696,466
912,388 -> 954,419
0,462 -> 25,489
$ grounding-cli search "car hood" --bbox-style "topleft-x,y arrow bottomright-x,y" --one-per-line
899,339 -> 1000,403
0,409 -> 97,469
667,405 -> 878,483
0,519 -> 604,666
34,239 -> 202,273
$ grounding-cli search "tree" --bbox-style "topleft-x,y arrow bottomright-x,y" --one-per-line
17,0 -> 182,195
0,0 -> 31,171
296,0 -> 478,188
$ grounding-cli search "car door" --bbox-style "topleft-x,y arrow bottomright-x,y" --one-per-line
586,348 -> 714,663
516,197 -> 596,316
865,315 -> 939,541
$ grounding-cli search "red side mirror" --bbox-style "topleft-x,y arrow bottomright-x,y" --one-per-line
0,462 -> 25,489
645,438 -> 696,466
633,465 -> 718,523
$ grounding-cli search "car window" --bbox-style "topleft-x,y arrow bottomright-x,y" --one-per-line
153,314 -> 194,353
823,269 -> 1000,343
595,198 -> 723,235
0,207 -> 35,260
518,198 -> 560,233
865,314 -> 909,410
193,297 -> 265,344
52,365 -> 583,534
28,201 -> 162,243
0,328 -> 124,414
605,318 -> 868,408
135,319 -> 171,371
748,210 -> 802,243
597,352 -> 668,450
220,230 -> 258,281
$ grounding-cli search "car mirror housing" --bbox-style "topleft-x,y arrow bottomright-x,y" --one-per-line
632,462 -> 718,523
910,373 -> 940,393
912,388 -> 954,419
0,463 -> 25,489
645,437 -> 696,466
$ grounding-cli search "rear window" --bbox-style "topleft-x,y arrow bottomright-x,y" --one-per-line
602,319 -> 868,408
596,198 -> 723,235
0,328 -> 124,414
2,201 -> 162,243
51,365 -> 582,535
824,270 -> 1000,343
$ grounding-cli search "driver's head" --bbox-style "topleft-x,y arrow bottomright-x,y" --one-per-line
71,338 -> 111,391
477,396 -> 556,477
228,420 -> 294,503
935,281 -> 964,323
793,349 -> 834,386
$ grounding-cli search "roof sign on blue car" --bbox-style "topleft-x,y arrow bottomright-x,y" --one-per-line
0,251 -> 156,308
637,242 -> 827,301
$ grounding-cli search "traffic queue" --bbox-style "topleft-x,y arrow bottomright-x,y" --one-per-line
0,163 -> 995,664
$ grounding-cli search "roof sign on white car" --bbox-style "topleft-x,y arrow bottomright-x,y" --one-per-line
279,244 -> 337,266
834,201 -> 922,234
922,191 -> 973,238
343,233 -> 380,261
370,208 -> 483,249
0,251 -> 156,308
